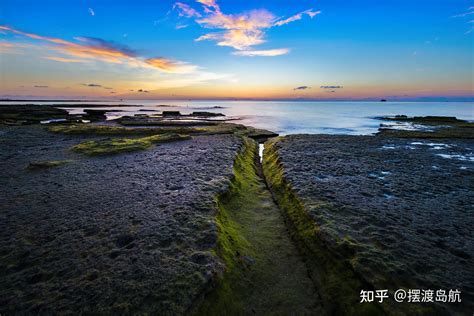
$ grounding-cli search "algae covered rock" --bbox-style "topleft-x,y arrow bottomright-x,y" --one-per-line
0,125 -> 243,314
376,115 -> 474,139
0,104 -> 70,125
71,134 -> 192,155
27,160 -> 72,170
263,134 -> 474,314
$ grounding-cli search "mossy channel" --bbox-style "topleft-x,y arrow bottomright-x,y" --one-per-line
195,137 -> 321,315
262,138 -> 384,315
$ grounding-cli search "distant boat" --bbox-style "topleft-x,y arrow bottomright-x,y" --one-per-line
380,99 -> 387,102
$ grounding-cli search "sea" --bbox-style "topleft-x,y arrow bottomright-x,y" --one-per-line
4,100 -> 474,135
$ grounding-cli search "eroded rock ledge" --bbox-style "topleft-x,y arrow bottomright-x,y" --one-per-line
263,134 -> 473,314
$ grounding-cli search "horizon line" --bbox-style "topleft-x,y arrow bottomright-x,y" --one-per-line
1,97 -> 474,103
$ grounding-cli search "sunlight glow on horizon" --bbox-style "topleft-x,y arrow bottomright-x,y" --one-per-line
0,0 -> 473,101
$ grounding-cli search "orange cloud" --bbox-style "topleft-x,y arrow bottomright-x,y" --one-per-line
0,25 -> 71,45
43,56 -> 89,63
197,29 -> 266,50
196,0 -> 219,11
195,9 -> 274,50
197,9 -> 275,30
0,42 -> 34,53
0,25 -> 198,73
177,0 -> 320,56
145,58 -> 198,74
0,26 -> 133,64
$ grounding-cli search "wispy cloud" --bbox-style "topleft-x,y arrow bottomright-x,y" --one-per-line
34,85 -> 49,88
453,9 -> 474,18
274,9 -> 321,26
0,25 -> 136,64
467,17 -> 474,34
176,0 -> 320,56
145,57 -> 198,73
43,56 -> 89,63
233,48 -> 289,57
174,2 -> 201,18
0,42 -> 34,54
293,86 -> 310,90
175,24 -> 189,30
196,0 -> 219,10
321,85 -> 343,89
0,25 -> 197,73
453,6 -> 474,33
81,83 -> 103,87
88,8 -> 95,16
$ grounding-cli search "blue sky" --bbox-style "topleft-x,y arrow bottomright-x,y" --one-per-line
0,0 -> 472,100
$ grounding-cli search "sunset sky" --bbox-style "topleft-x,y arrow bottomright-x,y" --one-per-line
0,0 -> 473,100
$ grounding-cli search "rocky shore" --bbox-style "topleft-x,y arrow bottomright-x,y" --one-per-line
0,125 -> 243,314
263,134 -> 473,314
1,104 -> 472,315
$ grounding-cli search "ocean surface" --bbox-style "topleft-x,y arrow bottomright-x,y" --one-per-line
5,100 -> 474,135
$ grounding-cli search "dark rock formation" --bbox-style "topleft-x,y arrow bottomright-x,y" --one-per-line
0,105 -> 70,125
83,109 -> 107,121
264,134 -> 473,314
191,111 -> 225,117
162,111 -> 181,117
0,125 -> 243,314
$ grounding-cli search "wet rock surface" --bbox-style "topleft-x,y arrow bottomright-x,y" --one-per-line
376,115 -> 474,139
0,104 -> 70,125
268,134 -> 474,312
0,125 -> 242,314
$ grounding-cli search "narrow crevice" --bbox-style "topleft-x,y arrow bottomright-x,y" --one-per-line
261,138 -> 387,315
194,137 -> 322,315
256,139 -> 326,307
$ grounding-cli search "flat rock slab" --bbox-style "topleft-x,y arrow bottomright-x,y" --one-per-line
269,134 -> 473,312
0,125 -> 242,314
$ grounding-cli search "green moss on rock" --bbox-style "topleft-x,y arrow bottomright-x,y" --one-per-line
262,137 -> 383,315
377,115 -> 474,139
194,138 -> 256,315
72,134 -> 191,155
195,137 -> 321,315
27,160 -> 72,170
48,124 -> 200,136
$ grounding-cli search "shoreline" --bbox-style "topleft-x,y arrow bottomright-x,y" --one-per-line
0,108 -> 473,314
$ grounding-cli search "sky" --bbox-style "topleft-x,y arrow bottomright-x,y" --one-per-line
0,0 -> 473,101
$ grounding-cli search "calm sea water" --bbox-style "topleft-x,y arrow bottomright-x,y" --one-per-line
6,100 -> 474,135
